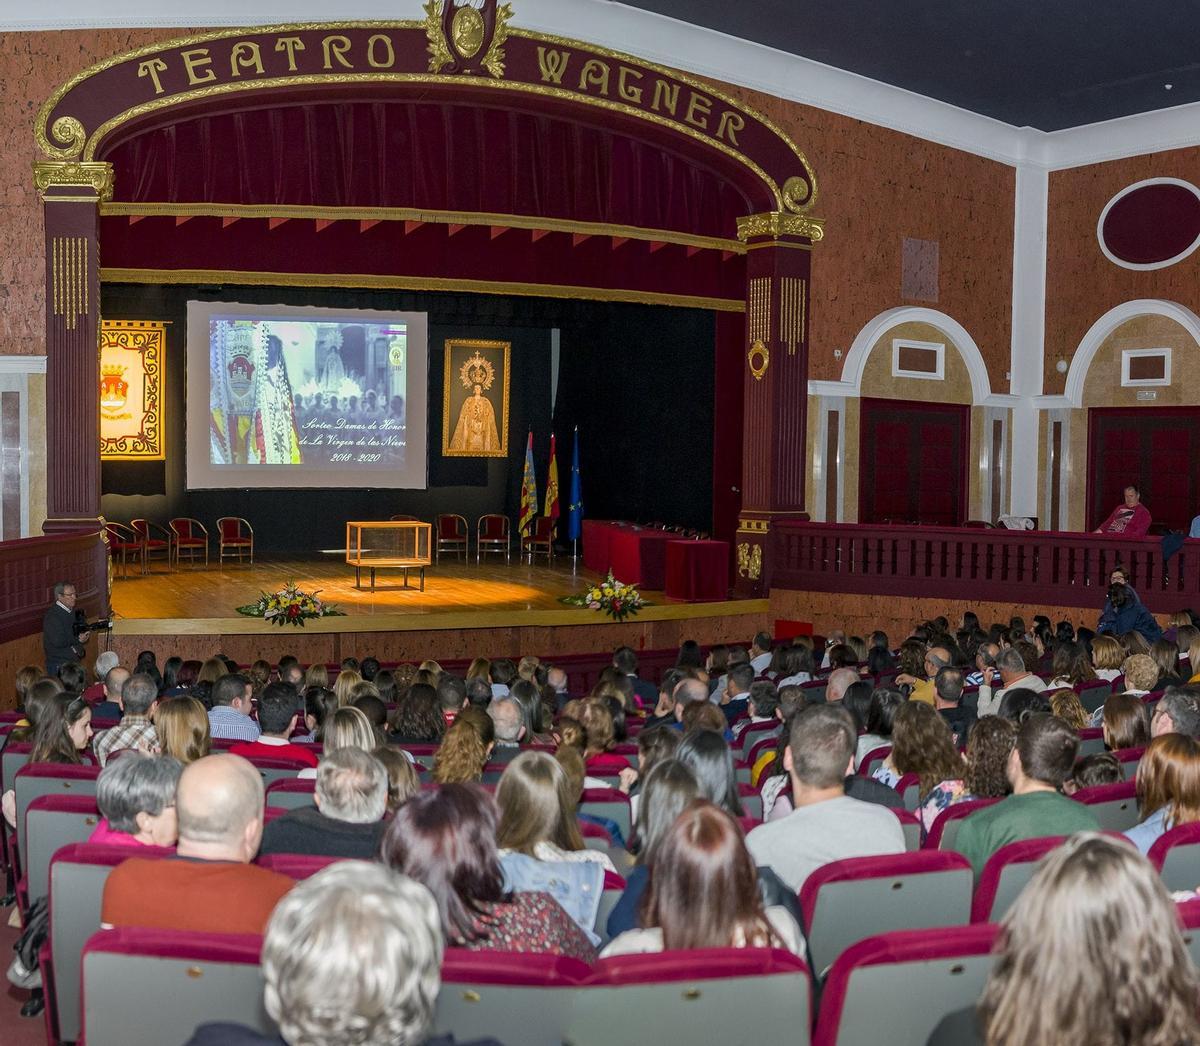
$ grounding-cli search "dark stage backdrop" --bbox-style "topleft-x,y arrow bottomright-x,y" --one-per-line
100,284 -> 714,552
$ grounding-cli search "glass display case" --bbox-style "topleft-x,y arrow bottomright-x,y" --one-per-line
345,521 -> 432,590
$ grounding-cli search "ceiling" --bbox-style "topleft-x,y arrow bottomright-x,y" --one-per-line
619,0 -> 1200,131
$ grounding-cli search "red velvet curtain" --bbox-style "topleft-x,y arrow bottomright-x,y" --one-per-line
108,102 -> 753,240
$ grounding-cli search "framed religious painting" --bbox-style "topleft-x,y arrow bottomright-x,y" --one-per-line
442,338 -> 510,458
99,319 -> 166,459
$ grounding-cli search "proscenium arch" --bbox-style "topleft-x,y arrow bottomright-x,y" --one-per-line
840,306 -> 994,404
35,19 -> 818,226
1065,298 -> 1200,407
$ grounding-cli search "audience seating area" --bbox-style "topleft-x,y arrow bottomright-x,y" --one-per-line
5,609 -> 1200,1045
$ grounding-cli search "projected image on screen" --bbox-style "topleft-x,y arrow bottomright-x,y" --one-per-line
209,318 -> 407,468
187,302 -> 429,490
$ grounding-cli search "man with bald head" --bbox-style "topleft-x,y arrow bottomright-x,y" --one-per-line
91,665 -> 130,721
825,667 -> 860,705
101,754 -> 292,934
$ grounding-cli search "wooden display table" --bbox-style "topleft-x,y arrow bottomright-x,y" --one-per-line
346,521 -> 432,590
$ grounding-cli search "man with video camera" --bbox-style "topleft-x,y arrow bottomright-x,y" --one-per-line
43,581 -> 91,676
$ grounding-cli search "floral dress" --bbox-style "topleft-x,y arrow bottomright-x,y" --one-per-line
918,778 -> 971,840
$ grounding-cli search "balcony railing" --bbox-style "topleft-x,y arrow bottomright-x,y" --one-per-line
0,530 -> 108,644
771,522 -> 1200,614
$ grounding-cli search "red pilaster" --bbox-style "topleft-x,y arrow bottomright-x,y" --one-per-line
34,161 -> 112,534
733,211 -> 823,596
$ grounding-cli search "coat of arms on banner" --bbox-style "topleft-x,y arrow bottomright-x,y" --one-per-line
425,0 -> 513,78
100,319 -> 166,460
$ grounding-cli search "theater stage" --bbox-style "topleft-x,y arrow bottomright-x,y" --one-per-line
104,554 -> 770,666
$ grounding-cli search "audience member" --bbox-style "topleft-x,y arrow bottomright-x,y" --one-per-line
432,717 -> 491,784
954,714 -> 1098,877
332,668 -> 363,706
733,681 -> 781,742
603,801 -> 803,958
1118,652 -> 1160,696
613,645 -> 656,707
580,699 -> 629,772
854,688 -> 904,769
933,665 -> 974,742
3,692 -> 92,826
487,696 -> 525,762
1098,582 -> 1163,644
1124,733 -> 1200,855
676,728 -> 743,816
83,651 -> 118,703
1100,691 -> 1152,750
977,647 -> 1047,717
1043,641 -> 1095,689
101,755 -> 292,933
824,666 -> 860,705
229,682 -> 317,767
88,752 -> 181,848
929,834 -> 1200,1046
746,704 -> 905,892
1089,634 -> 1126,682
93,671 -> 159,766
260,748 -> 388,859
896,645 -> 951,705
92,666 -> 129,721
154,695 -> 212,765
388,683 -> 445,744
373,744 -> 420,813
380,784 -> 596,961
775,644 -> 815,688
1065,752 -> 1121,794
207,673 -> 260,742
1153,686 -> 1200,739
187,861 -> 504,1046
1046,687 -> 1090,731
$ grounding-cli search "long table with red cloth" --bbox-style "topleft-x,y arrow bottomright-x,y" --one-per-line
664,539 -> 730,602
582,520 -> 677,589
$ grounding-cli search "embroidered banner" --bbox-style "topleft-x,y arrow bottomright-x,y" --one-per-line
100,319 -> 166,459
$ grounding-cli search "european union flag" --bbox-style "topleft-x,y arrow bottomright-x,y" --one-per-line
567,428 -> 583,542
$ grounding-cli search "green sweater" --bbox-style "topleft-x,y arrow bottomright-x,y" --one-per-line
955,790 -> 1100,878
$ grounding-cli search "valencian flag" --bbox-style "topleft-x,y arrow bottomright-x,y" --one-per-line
545,434 -> 561,525
567,427 -> 583,542
519,431 -> 538,535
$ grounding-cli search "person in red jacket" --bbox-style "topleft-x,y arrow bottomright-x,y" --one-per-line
1094,484 -> 1152,537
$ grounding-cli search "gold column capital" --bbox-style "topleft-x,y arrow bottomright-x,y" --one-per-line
736,211 -> 824,244
34,161 -> 114,203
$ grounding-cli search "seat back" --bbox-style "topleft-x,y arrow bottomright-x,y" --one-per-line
434,948 -> 589,1046
264,777 -> 317,809
1149,821 -> 1200,892
813,925 -> 999,1046
168,517 -> 193,540
894,772 -> 922,811
218,516 -> 246,541
971,835 -> 1066,923
245,756 -> 309,789
129,518 -> 149,540
894,808 -> 922,851
14,762 -> 101,862
1075,726 -> 1106,757
534,516 -> 555,541
569,949 -> 810,1046
1077,680 -> 1112,714
737,783 -> 763,820
579,788 -> 632,839
24,794 -> 100,904
436,514 -> 466,540
738,720 -> 778,759
800,851 -> 974,977
255,852 -> 343,878
1177,899 -> 1200,968
1,740 -> 32,791
925,798 -> 1002,850
857,744 -> 892,777
82,927 -> 268,1046
1113,745 -> 1144,780
49,843 -> 173,1043
478,514 -> 509,540
1072,780 -> 1140,831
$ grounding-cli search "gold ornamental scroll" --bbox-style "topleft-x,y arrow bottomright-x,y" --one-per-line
100,319 -> 166,459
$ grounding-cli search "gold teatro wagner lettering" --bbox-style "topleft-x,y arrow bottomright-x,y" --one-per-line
131,31 -> 747,151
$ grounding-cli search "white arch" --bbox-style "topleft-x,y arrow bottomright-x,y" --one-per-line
838,306 -> 993,404
1064,299 -> 1200,407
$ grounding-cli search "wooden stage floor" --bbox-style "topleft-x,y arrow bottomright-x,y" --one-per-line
101,554 -> 770,662
111,553 -> 601,621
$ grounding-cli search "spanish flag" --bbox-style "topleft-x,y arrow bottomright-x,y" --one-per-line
519,432 -> 537,535
545,434 -> 560,525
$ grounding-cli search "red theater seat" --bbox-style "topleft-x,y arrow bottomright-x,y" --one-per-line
970,835 -> 1066,923
1149,820 -> 1200,892
799,850 -> 974,977
130,518 -> 172,572
435,513 -> 469,562
813,925 -> 998,1046
924,797 -> 1002,850
1071,780 -> 1140,832
256,852 -> 342,879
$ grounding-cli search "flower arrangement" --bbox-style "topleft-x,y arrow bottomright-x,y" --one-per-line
562,571 -> 646,622
236,582 -> 345,627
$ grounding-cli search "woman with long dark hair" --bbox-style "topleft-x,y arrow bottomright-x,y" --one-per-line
379,784 -> 595,961
603,800 -> 802,956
